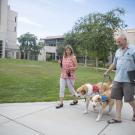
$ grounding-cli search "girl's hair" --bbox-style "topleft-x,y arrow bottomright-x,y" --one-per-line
63,45 -> 74,58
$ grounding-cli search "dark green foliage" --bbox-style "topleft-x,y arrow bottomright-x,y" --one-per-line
18,32 -> 43,60
64,8 -> 126,67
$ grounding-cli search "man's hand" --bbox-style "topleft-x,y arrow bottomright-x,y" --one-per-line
104,70 -> 109,77
104,64 -> 115,77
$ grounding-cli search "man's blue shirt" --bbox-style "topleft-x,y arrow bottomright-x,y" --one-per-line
113,45 -> 135,82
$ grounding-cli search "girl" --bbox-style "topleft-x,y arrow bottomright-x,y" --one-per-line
56,45 -> 78,108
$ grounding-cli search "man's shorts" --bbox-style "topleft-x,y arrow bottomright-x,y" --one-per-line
111,81 -> 134,102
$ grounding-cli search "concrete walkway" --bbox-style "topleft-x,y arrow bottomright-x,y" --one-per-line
0,100 -> 134,135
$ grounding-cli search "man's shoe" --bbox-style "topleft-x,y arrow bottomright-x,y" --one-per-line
107,119 -> 122,124
56,104 -> 63,109
70,100 -> 78,105
132,115 -> 135,121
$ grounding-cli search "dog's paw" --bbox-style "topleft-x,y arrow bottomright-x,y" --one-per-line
96,118 -> 100,122
94,108 -> 98,112
83,110 -> 88,114
96,115 -> 102,122
75,93 -> 80,97
108,111 -> 112,115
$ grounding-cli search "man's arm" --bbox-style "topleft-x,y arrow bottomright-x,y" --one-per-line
104,64 -> 116,76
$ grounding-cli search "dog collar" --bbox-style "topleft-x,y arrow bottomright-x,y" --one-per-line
93,85 -> 99,93
101,95 -> 108,102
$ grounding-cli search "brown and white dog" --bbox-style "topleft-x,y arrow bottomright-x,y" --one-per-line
76,81 -> 112,115
91,84 -> 114,121
76,83 -> 101,114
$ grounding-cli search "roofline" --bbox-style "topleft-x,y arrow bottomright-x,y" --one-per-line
42,35 -> 64,40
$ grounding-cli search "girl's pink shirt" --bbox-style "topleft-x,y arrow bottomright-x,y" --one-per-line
61,56 -> 76,79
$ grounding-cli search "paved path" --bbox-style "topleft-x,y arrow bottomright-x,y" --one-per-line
0,100 -> 134,135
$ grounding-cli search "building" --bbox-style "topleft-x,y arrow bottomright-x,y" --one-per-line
38,36 -> 64,61
114,28 -> 135,45
107,28 -> 135,65
38,29 -> 135,61
0,0 -> 19,59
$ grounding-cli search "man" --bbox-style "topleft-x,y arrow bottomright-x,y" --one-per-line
104,34 -> 135,123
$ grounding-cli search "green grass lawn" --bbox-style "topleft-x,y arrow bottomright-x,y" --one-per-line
0,59 -> 113,103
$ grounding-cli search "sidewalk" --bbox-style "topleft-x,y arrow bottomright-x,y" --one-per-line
0,100 -> 134,135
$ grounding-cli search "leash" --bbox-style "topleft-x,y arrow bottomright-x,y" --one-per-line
101,74 -> 112,87
102,74 -> 111,83
98,74 -> 112,95
67,72 -> 76,91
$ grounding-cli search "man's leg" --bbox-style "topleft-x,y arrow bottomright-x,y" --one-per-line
129,100 -> 135,113
115,100 -> 123,121
107,81 -> 123,123
129,100 -> 135,120
123,83 -> 135,120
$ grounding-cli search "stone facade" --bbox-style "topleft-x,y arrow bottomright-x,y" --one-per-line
0,0 -> 19,59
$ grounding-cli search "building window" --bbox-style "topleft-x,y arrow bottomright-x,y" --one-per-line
14,26 -> 16,32
0,0 -> 1,24
12,52 -> 14,57
15,17 -> 17,22
0,40 -> 3,58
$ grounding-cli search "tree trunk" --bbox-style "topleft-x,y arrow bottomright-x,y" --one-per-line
27,53 -> 30,60
95,56 -> 98,71
21,52 -> 24,59
84,50 -> 87,67
24,52 -> 26,59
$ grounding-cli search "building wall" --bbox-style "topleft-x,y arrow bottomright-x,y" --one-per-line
38,37 -> 64,61
0,0 -> 19,59
115,28 -> 135,45
125,29 -> 135,45
38,46 -> 57,61
0,0 -> 8,33
0,0 -> 8,58
108,28 -> 135,65
38,30 -> 135,61
7,9 -> 17,48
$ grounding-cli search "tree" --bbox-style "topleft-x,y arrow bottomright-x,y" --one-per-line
18,33 -> 43,60
56,45 -> 65,58
64,8 -> 126,67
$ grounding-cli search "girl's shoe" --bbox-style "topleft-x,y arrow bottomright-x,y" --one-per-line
56,103 -> 63,109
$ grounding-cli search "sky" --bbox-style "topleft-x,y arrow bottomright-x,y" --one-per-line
8,0 -> 135,39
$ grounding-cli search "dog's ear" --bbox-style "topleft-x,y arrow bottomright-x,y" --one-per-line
81,85 -> 88,95
81,89 -> 86,95
76,88 -> 80,93
82,85 -> 88,91
77,85 -> 84,93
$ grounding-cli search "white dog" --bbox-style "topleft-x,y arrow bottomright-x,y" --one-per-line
76,83 -> 101,114
91,86 -> 114,121
76,82 -> 112,117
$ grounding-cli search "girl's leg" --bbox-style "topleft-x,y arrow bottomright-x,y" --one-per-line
67,79 -> 76,96
56,78 -> 66,109
67,79 -> 78,104
59,78 -> 66,104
